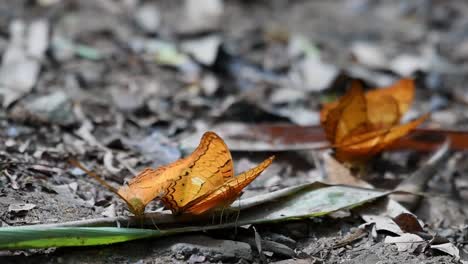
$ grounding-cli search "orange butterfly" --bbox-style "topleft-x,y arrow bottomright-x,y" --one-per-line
160,132 -> 274,215
72,132 -> 274,216
320,78 -> 428,162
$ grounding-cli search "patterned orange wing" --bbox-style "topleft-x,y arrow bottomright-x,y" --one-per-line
322,82 -> 369,144
73,132 -> 234,216
160,132 -> 234,214
182,156 -> 275,215
117,167 -> 180,216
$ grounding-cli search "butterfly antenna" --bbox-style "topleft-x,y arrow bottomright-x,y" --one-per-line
68,159 -> 119,194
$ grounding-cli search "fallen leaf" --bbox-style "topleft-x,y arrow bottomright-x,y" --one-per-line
392,213 -> 425,234
384,233 -> 425,252
0,20 -> 49,107
101,204 -> 116,218
356,143 -> 458,259
0,182 -> 393,249
181,35 -> 221,65
10,91 -> 76,126
351,42 -> 387,69
430,243 -> 460,261
180,122 -> 329,152
8,203 -> 36,213
361,214 -> 404,235
185,123 -> 468,153
390,54 -> 428,76
177,0 -> 223,34
299,56 -> 339,92
134,3 -> 160,34
103,151 -> 121,174
322,153 -> 372,188
391,140 -> 450,208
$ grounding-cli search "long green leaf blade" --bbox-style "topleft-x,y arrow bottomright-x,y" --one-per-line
0,227 -> 160,249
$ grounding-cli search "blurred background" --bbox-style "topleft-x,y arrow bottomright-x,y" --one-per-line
2,1 -> 467,140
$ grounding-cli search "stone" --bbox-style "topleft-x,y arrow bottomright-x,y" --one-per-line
170,235 -> 252,262
11,90 -> 76,126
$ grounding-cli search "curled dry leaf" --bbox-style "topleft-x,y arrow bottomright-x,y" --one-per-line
392,213 -> 425,234
71,132 -> 274,216
384,233 -> 425,252
320,78 -> 428,162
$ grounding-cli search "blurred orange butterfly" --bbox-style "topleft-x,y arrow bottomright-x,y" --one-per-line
72,132 -> 274,216
320,78 -> 428,162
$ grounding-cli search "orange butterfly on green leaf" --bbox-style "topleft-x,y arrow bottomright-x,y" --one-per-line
72,132 -> 274,216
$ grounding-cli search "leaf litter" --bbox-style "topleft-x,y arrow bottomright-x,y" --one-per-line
1,1 -> 467,263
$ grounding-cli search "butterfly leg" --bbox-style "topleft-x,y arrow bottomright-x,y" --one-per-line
211,212 -> 216,225
232,205 -> 242,236
126,216 -> 131,228
219,207 -> 225,225
149,215 -> 160,230
218,187 -> 235,225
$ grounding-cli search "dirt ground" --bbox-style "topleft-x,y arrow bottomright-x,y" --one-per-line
0,0 -> 468,263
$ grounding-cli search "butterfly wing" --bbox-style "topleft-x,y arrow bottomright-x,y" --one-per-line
366,94 -> 401,129
323,83 -> 370,144
117,166 -> 180,215
161,131 -> 234,214
335,114 -> 428,162
321,78 -> 421,163
365,78 -> 414,116
183,156 -> 275,215
321,78 -> 414,128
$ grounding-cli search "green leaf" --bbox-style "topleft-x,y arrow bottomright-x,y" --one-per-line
233,183 -> 389,224
0,227 -> 161,249
0,183 -> 390,249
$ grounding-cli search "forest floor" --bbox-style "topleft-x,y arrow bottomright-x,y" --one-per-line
1,0 -> 468,263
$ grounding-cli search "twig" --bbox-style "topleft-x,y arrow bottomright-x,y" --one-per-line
73,121 -> 138,176
391,140 -> 450,209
